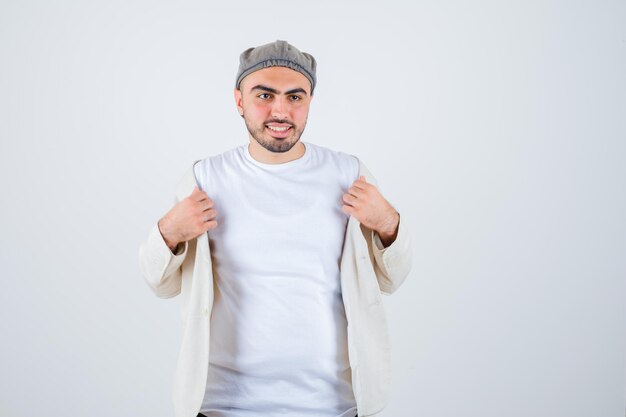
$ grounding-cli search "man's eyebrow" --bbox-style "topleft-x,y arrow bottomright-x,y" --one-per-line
250,85 -> 308,96
285,88 -> 308,96
250,85 -> 278,94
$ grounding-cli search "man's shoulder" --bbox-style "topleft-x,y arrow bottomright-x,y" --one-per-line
306,142 -> 360,182
307,142 -> 359,166
192,144 -> 244,172
196,144 -> 243,164
176,145 -> 244,197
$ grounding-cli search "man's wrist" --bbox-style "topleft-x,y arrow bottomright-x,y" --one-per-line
158,218 -> 180,252
376,211 -> 400,248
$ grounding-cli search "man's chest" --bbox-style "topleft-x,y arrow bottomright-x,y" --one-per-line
205,171 -> 349,273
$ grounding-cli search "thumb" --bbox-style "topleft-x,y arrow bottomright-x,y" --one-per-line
190,185 -> 202,196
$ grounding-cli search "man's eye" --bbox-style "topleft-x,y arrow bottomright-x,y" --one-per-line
258,93 -> 271,99
290,95 -> 301,101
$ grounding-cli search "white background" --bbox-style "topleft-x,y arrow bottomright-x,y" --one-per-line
0,1 -> 624,416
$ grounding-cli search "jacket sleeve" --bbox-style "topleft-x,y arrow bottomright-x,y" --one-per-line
365,213 -> 413,295
357,160 -> 414,295
138,196 -> 189,299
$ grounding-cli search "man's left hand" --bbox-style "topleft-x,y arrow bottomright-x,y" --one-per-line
341,176 -> 400,247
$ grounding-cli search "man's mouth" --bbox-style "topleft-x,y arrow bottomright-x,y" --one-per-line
265,124 -> 292,137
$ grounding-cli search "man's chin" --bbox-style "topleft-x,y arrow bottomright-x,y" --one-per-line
260,136 -> 298,153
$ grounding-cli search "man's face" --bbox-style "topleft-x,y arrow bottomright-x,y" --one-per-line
235,66 -> 313,153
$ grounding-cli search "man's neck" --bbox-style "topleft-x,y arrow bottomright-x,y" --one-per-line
247,140 -> 306,164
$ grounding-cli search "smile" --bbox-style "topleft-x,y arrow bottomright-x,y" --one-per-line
265,124 -> 293,138
266,125 -> 291,132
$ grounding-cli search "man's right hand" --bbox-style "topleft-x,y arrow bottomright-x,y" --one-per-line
157,185 -> 219,251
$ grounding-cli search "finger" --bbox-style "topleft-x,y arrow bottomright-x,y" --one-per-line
341,205 -> 353,216
190,185 -> 209,202
347,186 -> 364,198
199,199 -> 214,211
203,219 -> 218,231
342,193 -> 358,206
201,209 -> 218,221
351,178 -> 368,190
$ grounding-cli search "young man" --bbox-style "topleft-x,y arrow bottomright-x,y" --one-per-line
139,40 -> 413,417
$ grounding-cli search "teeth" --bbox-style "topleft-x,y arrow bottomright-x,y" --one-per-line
267,126 -> 290,132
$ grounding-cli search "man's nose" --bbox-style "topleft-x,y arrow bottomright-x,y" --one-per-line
271,96 -> 289,119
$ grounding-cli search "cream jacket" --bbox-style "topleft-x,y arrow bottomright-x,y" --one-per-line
139,156 -> 413,417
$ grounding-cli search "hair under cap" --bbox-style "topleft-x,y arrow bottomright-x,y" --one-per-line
235,40 -> 317,95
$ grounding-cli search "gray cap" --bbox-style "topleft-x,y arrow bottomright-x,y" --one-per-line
235,40 -> 317,95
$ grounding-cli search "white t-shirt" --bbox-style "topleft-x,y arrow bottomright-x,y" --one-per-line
194,141 -> 359,417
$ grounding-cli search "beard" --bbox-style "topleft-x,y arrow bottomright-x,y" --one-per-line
242,111 -> 308,154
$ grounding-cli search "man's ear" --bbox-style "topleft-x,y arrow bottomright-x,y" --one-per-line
234,88 -> 243,117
